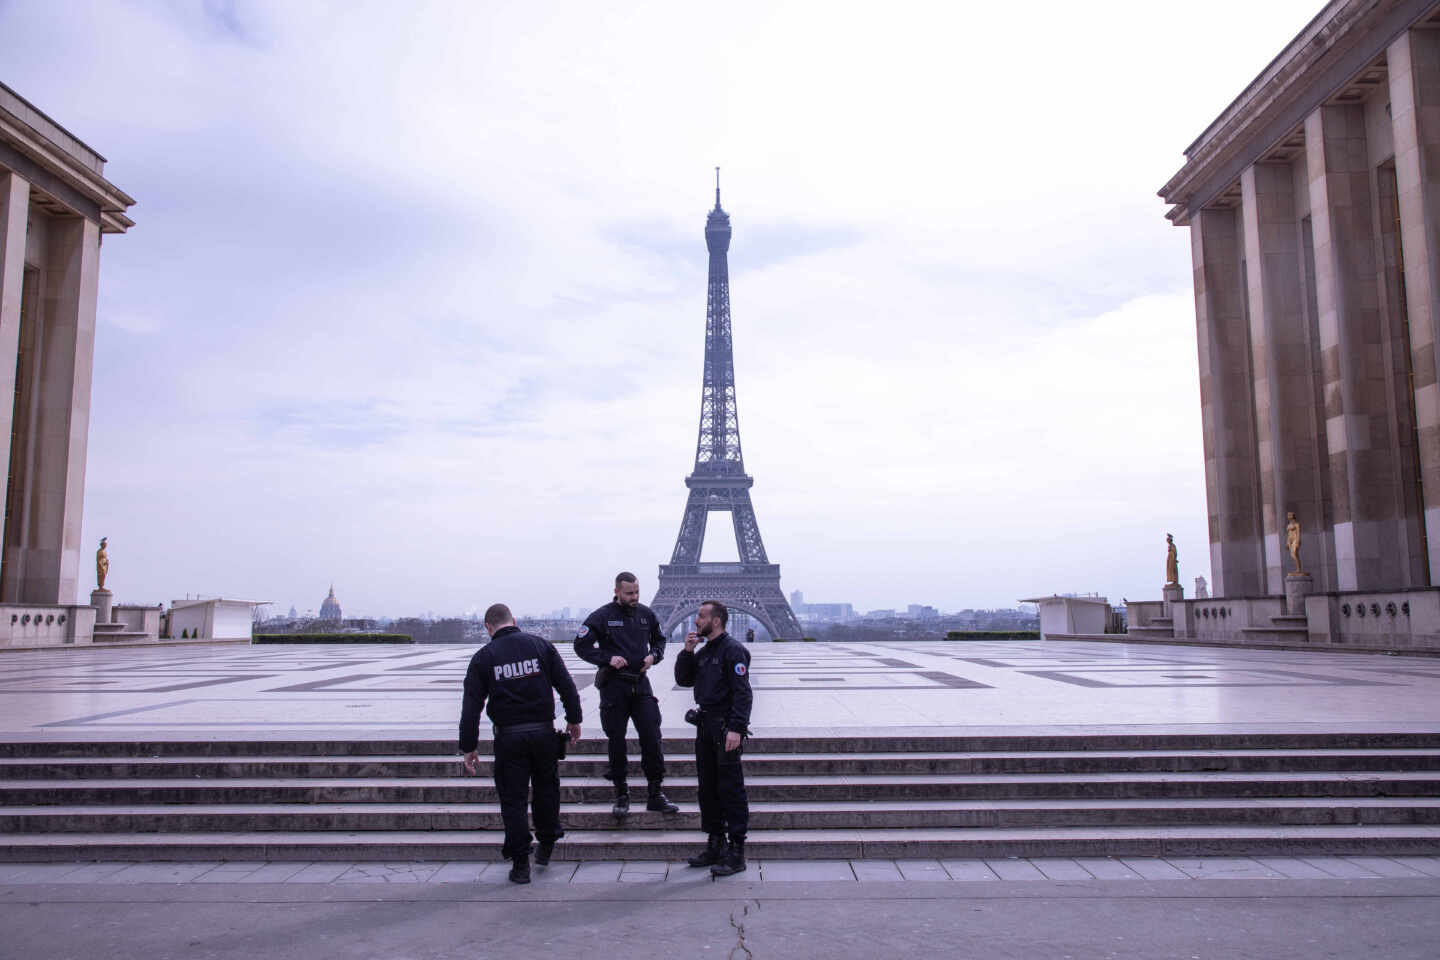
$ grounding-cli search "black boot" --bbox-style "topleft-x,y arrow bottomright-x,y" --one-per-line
534,840 -> 555,866
646,785 -> 679,814
687,832 -> 728,868
710,834 -> 746,877
611,789 -> 630,819
508,854 -> 531,884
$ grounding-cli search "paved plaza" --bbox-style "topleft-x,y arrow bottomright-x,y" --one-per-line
3,638 -> 1438,957
2,638 -> 1439,740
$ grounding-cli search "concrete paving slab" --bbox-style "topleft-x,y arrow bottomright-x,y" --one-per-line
48,861 -> 135,883
1299,856 -> 1387,879
1342,856 -> 1432,878
1387,856 -> 1440,877
105,862 -> 221,883
940,859 -> 999,881
0,862 -> 91,882
193,862 -> 266,883
231,862 -> 311,883
985,858 -> 1047,881
283,862 -> 353,883
895,859 -> 949,881
1120,858 -> 1189,880
570,861 -> 623,883
1165,857 -> 1283,879
850,860 -> 903,881
1252,857 -> 1337,879
618,860 -> 667,882
1073,857 -> 1143,880
335,862 -> 441,883
758,860 -> 854,881
1030,858 -> 1094,881
426,861 -> 488,883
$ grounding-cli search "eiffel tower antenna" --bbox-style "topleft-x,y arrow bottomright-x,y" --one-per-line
649,177 -> 803,641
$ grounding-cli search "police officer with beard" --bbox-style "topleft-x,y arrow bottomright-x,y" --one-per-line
674,599 -> 752,876
460,603 -> 582,884
574,572 -> 679,818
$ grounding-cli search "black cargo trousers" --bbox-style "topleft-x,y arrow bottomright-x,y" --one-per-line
492,722 -> 562,860
694,713 -> 748,837
599,672 -> 665,792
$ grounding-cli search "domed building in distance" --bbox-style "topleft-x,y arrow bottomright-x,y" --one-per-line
319,585 -> 343,622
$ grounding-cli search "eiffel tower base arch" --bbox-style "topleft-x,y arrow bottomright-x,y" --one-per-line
651,563 -> 803,640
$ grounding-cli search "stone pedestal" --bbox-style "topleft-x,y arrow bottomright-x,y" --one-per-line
1284,573 -> 1313,616
90,588 -> 113,625
1162,582 -> 1184,617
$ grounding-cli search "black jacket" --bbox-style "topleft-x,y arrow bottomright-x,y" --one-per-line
573,600 -> 666,681
674,631 -> 753,735
458,626 -> 582,753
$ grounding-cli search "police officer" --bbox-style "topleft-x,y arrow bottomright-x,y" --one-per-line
574,571 -> 679,818
674,599 -> 752,876
459,603 -> 582,884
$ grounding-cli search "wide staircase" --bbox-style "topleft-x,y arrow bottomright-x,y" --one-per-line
2,732 -> 1439,861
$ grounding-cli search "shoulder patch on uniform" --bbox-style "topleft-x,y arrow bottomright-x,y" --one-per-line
577,625 -> 589,638
734,662 -> 747,676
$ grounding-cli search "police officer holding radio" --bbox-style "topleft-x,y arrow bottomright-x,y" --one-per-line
573,571 -> 679,819
459,603 -> 582,884
674,599 -> 752,877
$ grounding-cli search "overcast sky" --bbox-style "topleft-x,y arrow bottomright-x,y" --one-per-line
0,0 -> 1326,619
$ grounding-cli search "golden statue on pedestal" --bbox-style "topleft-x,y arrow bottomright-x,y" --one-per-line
1165,533 -> 1179,585
1285,512 -> 1305,576
96,537 -> 109,590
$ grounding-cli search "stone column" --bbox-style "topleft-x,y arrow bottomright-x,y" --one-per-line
19,216 -> 99,604
1305,103 -> 1418,591
1241,161 -> 1336,592
1389,27 -> 1440,584
0,173 -> 26,570
1191,206 -> 1265,597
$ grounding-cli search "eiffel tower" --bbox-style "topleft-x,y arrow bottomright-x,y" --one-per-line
650,173 -> 804,641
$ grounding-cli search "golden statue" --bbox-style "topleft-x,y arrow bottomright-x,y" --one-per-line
1165,533 -> 1179,585
95,537 -> 109,590
1285,512 -> 1305,576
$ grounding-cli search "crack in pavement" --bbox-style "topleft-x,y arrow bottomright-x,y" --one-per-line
728,899 -> 759,959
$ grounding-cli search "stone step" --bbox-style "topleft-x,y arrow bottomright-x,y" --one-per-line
3,797 -> 1438,834
7,748 -> 1440,780
3,825 -> 1438,862
6,732 -> 1440,758
6,771 -> 1439,805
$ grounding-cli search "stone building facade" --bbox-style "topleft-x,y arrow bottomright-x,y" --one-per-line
0,82 -> 134,646
1155,0 -> 1440,650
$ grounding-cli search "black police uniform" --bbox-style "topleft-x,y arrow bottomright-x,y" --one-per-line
573,600 -> 667,799
674,630 -> 752,861
459,626 -> 582,865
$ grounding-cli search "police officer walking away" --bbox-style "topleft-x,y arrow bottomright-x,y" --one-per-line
574,572 -> 680,819
674,599 -> 753,876
459,603 -> 582,884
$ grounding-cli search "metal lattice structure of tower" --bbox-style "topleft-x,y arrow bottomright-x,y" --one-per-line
650,174 -> 804,641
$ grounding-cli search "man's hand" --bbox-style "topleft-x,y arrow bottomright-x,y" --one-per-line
566,723 -> 582,745
609,655 -> 628,669
684,631 -> 699,652
462,750 -> 479,775
641,654 -> 655,672
724,731 -> 742,752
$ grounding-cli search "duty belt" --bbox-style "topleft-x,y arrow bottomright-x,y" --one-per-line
492,721 -> 554,736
